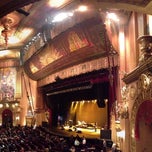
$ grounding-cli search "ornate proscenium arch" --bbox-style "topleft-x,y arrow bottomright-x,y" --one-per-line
131,98 -> 152,151
124,72 -> 152,152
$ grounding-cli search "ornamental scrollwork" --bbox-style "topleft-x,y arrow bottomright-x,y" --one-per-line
138,74 -> 150,90
117,85 -> 129,119
137,74 -> 151,100
130,73 -> 152,152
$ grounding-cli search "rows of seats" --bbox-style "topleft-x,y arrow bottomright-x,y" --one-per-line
0,125 -> 117,152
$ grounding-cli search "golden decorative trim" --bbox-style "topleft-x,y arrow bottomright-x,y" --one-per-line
130,74 -> 152,152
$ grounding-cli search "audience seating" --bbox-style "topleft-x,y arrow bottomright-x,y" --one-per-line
0,125 -> 118,152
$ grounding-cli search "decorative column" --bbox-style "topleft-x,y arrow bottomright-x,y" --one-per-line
138,35 -> 152,64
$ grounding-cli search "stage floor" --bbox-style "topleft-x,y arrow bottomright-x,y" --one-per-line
48,125 -> 101,139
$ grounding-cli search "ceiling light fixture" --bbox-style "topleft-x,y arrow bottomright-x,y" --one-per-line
52,12 -> 73,22
76,5 -> 87,12
48,0 -> 66,7
107,12 -> 119,22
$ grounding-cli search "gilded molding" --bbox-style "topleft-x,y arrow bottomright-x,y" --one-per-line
123,56 -> 152,84
125,73 -> 152,152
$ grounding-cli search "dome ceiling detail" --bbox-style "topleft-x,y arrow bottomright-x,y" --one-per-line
0,0 -> 151,61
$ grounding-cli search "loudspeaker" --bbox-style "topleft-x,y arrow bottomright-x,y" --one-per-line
97,99 -> 105,108
96,82 -> 109,108
106,140 -> 113,148
100,129 -> 111,139
42,121 -> 48,127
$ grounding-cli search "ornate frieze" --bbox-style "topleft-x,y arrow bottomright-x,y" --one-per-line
38,55 -> 118,87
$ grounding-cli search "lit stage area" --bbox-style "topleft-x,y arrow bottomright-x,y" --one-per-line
45,79 -> 111,139
48,99 -> 110,140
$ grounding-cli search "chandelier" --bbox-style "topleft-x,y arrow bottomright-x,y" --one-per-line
1,16 -> 13,47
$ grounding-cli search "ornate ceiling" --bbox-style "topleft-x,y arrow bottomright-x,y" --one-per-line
0,0 -> 151,60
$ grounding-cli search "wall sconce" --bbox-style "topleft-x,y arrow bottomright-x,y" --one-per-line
117,130 -> 125,139
0,104 -> 3,108
16,116 -> 20,120
6,103 -> 9,108
116,129 -> 125,151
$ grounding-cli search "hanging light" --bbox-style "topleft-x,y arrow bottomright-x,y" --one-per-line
1,16 -> 13,47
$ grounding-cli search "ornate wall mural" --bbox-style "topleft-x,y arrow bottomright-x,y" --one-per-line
0,68 -> 16,101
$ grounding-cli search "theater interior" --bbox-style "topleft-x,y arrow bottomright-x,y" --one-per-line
0,0 -> 152,151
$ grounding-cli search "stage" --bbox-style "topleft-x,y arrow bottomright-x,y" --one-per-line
48,125 -> 101,139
